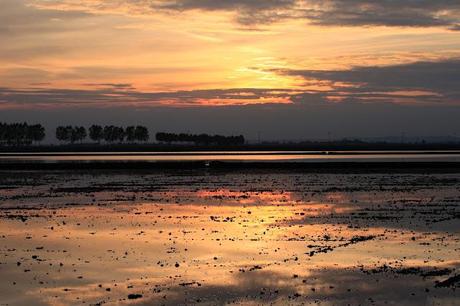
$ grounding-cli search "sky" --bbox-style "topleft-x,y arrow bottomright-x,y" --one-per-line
1,0 -> 460,141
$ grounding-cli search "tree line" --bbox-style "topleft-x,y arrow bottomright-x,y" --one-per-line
0,122 -> 45,146
0,123 -> 245,146
156,132 -> 245,145
56,125 -> 149,144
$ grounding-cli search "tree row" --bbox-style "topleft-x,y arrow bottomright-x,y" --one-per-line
0,122 -> 245,146
156,133 -> 245,145
56,125 -> 149,144
0,122 -> 45,146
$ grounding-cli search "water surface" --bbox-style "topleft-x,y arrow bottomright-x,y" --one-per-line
1,150 -> 460,162
0,170 -> 459,305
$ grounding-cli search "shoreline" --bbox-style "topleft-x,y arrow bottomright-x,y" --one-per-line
2,142 -> 460,153
1,150 -> 460,156
2,161 -> 460,173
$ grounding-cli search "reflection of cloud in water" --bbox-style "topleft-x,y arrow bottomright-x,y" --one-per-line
196,189 -> 301,205
137,270 -> 296,306
283,196 -> 460,233
135,267 -> 460,306
1,171 -> 459,305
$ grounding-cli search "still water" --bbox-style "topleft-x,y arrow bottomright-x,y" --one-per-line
1,170 -> 459,305
1,151 -> 460,162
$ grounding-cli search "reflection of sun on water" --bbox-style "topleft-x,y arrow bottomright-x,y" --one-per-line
196,189 -> 298,205
2,183 -> 459,305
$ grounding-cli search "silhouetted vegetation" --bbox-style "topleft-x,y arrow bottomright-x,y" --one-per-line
125,126 -> 136,142
102,126 -> 125,143
134,126 -> 149,142
0,122 -> 45,146
56,126 -> 87,144
56,125 -> 149,144
2,122 -> 460,153
89,125 -> 103,143
156,132 -> 245,145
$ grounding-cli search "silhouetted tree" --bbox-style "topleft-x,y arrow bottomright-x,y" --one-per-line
103,126 -> 124,143
115,126 -> 125,143
56,126 -> 69,143
155,132 -> 244,145
0,122 -> 45,146
89,125 -> 103,143
53,124 -> 148,145
29,124 -> 45,144
125,126 -> 136,142
134,126 -> 149,142
103,126 -> 115,143
70,128 -> 78,144
75,126 -> 87,143
56,126 -> 86,144
155,132 -> 168,143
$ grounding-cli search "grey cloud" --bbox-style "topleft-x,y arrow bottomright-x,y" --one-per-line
157,0 -> 296,11
154,0 -> 460,28
154,0 -> 296,25
303,1 -> 460,29
0,87 -> 295,107
2,59 -> 460,108
276,59 -> 460,105
5,0 -> 460,29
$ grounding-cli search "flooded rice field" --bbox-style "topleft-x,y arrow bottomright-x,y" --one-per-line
0,169 -> 459,305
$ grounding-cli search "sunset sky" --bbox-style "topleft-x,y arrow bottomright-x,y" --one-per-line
2,0 -> 460,140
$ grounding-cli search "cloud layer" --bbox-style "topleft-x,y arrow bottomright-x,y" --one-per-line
1,1 -> 459,140
2,59 -> 460,108
31,0 -> 460,29
277,59 -> 460,105
304,1 -> 460,29
0,86 -> 294,108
